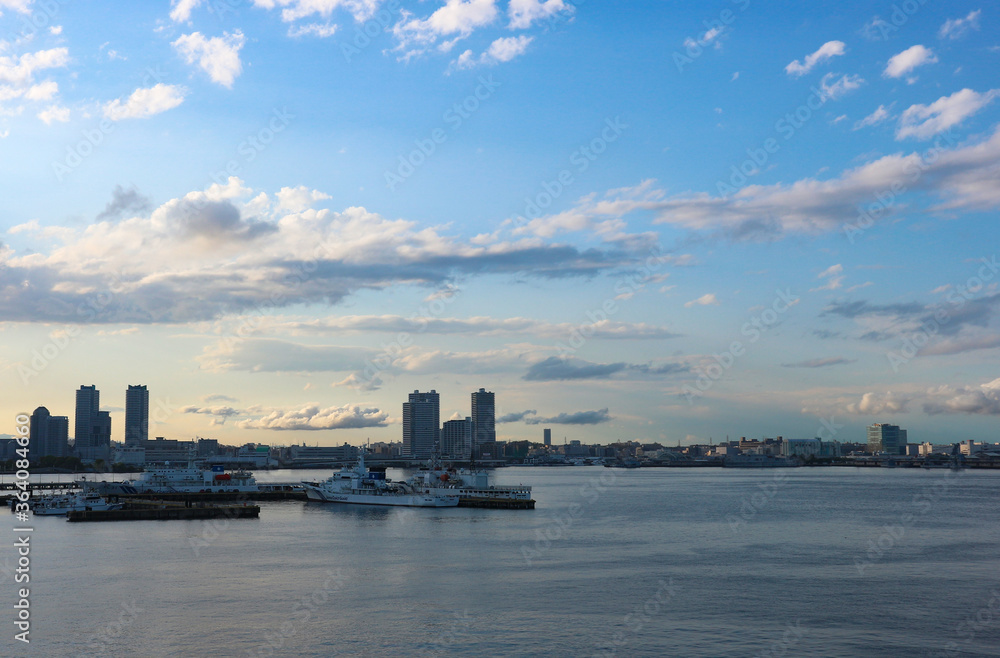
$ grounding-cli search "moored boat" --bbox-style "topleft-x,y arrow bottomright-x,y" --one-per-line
303,452 -> 459,507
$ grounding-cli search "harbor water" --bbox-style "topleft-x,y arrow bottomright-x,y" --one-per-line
4,466 -> 1000,656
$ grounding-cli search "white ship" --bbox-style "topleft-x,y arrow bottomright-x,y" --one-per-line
33,491 -> 122,516
80,461 -> 268,495
409,461 -> 533,503
303,452 -> 459,507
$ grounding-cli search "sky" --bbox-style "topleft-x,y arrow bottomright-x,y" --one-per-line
1,0 -> 999,449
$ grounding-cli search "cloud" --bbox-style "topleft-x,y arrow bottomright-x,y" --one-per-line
811,263 -> 844,291
203,394 -> 238,403
781,357 -> 856,368
252,0 -> 380,23
818,72 -> 864,101
37,104 -> 69,124
452,35 -> 533,69
507,0 -> 571,29
169,0 -> 202,23
172,31 -> 245,88
684,293 -> 719,308
524,408 -> 611,425
198,338 -> 372,373
275,185 -> 331,212
287,22 -> 338,38
103,83 -> 186,120
496,409 -> 537,423
924,379 -> 1000,415
846,391 -> 911,415
853,104 -> 892,130
0,178 -> 651,324
785,40 -> 846,77
939,10 -> 981,40
883,44 -> 938,79
393,0 -> 498,58
897,88 -> 999,140
237,404 -> 389,430
0,0 -> 32,15
96,185 -> 153,221
181,404 -> 241,418
523,357 -> 626,381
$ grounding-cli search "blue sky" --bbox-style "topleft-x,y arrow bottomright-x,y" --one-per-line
2,0 -> 999,448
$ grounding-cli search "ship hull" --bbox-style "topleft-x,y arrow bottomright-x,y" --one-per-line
303,484 -> 458,507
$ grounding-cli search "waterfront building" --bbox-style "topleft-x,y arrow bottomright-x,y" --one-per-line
74,385 -> 99,458
285,443 -> 358,466
471,388 -> 496,458
543,428 -> 551,446
867,423 -> 907,455
441,417 -> 472,459
403,390 -> 440,458
125,384 -> 149,446
780,437 -> 841,459
29,406 -> 70,460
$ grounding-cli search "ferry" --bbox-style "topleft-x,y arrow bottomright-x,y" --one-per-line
303,452 -> 459,507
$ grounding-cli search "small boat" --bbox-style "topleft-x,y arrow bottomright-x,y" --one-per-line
33,492 -> 122,516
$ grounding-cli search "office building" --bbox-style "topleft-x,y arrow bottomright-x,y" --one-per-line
74,385 -> 99,456
403,390 -> 440,459
543,428 -> 552,446
441,417 -> 472,459
29,406 -> 69,461
867,423 -> 907,456
125,384 -> 149,446
471,388 -> 496,458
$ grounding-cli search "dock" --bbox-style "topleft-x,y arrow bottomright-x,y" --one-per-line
459,497 -> 535,509
67,500 -> 260,522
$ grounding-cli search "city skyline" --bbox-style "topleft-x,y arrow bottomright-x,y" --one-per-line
3,2 -> 1000,447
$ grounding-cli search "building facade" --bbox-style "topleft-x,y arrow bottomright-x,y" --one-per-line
29,406 -> 70,461
441,417 -> 472,459
867,423 -> 907,455
74,385 -> 99,457
403,390 -> 440,458
471,388 -> 496,458
125,384 -> 149,446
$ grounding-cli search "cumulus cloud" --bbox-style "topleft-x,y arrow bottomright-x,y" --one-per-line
275,185 -> 332,212
524,408 -> 611,425
169,0 -> 202,22
392,0 -> 498,58
924,379 -> 1000,415
785,40 -> 845,77
253,0 -> 380,23
96,185 -> 153,221
507,0 -> 571,29
883,44 -> 938,79
897,88 -> 999,140
103,84 -> 186,120
452,35 -> 532,69
524,357 -> 627,381
181,404 -> 241,424
36,104 -> 69,124
0,47 -> 69,116
287,23 -> 338,38
846,391 -> 911,415
237,404 -> 389,430
938,10 -> 981,40
818,72 -> 864,101
496,409 -> 537,423
172,31 -> 245,88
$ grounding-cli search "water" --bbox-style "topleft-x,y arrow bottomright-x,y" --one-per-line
3,466 -> 999,656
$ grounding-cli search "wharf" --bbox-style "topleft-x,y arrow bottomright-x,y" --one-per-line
122,490 -> 306,502
67,500 -> 260,522
459,497 -> 535,509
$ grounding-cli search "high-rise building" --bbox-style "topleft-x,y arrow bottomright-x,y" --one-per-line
402,390 -> 440,458
441,417 -> 472,459
125,384 -> 149,446
471,388 -> 495,457
93,410 -> 112,462
29,407 -> 69,461
543,428 -> 552,446
74,385 -> 99,456
867,423 -> 907,455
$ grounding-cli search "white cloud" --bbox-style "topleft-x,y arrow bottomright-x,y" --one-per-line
684,293 -> 719,308
169,0 -> 202,23
883,44 -> 937,79
36,104 -> 69,124
818,72 -> 864,101
49,25 -> 62,35
846,391 -> 910,415
172,31 -> 245,88
897,88 -> 999,140
24,79 -> 57,100
939,9 -> 981,40
236,404 -> 389,430
287,22 -> 338,38
811,263 -> 844,291
253,0 -> 381,23
853,104 -> 891,130
451,34 -> 532,69
275,185 -> 331,212
103,83 -> 186,120
924,378 -> 1000,415
393,0 -> 498,57
508,0 -> 571,29
0,0 -> 32,15
0,47 -> 69,86
785,40 -> 845,77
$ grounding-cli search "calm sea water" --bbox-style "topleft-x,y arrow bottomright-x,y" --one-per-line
3,466 -> 1000,657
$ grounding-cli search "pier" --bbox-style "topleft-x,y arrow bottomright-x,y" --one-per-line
67,500 -> 260,522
